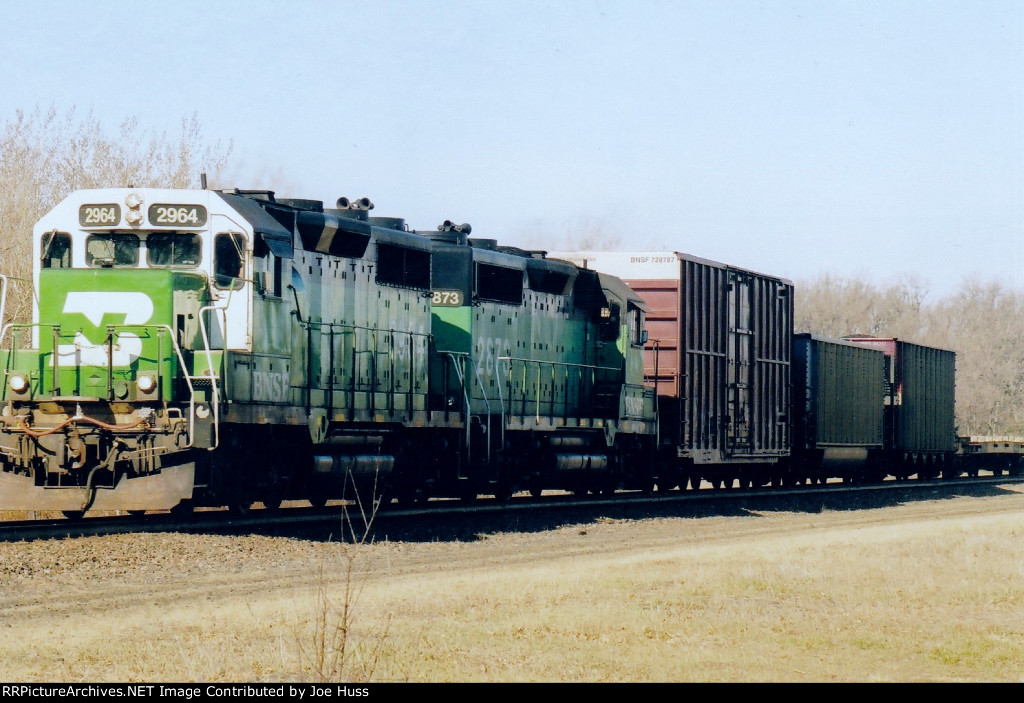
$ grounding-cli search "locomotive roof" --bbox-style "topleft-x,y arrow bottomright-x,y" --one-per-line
217,192 -> 294,258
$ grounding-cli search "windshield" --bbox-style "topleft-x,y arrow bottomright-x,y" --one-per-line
147,233 -> 202,267
86,234 -> 139,267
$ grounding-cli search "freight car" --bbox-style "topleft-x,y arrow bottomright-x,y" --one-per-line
549,252 -> 959,488
956,436 -> 1024,477
791,333 -> 886,484
843,336 -> 957,479
0,187 -> 656,515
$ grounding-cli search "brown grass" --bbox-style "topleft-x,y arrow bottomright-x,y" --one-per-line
1,493 -> 1023,682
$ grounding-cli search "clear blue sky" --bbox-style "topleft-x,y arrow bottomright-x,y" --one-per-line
1,0 -> 1020,298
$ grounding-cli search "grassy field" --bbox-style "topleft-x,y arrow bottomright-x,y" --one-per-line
321,506 -> 1024,682
2,489 -> 1023,682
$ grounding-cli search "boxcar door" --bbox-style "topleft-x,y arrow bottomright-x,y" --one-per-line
726,270 -> 754,456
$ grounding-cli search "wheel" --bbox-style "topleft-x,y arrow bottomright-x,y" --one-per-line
459,483 -> 478,504
62,510 -> 85,521
493,483 -> 513,503
229,502 -> 252,516
169,500 -> 194,517
308,497 -> 328,508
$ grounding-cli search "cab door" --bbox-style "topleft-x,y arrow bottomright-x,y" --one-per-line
209,215 -> 252,351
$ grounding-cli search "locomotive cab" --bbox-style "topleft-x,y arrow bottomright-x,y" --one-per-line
0,189 -> 269,512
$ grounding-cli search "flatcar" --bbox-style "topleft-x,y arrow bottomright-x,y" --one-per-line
0,188 -> 656,515
956,436 -> 1024,477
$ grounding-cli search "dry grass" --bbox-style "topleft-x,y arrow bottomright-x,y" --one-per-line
343,514 -> 1024,682
1,496 -> 1023,682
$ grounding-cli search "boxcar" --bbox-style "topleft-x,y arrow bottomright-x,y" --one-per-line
844,337 -> 956,478
791,333 -> 885,483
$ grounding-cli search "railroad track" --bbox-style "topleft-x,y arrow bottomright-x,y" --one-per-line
2,474 -> 1021,543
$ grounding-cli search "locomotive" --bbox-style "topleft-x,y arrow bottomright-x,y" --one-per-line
0,187 -> 656,515
0,187 -> 971,518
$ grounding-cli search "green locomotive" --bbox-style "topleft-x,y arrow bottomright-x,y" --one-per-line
0,188 -> 656,514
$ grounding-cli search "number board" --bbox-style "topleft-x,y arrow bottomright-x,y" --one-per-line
79,204 -> 121,227
431,289 -> 465,307
148,204 -> 208,227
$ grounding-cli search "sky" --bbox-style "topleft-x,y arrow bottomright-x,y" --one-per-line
0,0 -> 1021,299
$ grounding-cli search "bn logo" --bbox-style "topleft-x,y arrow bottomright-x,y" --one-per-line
55,291 -> 154,366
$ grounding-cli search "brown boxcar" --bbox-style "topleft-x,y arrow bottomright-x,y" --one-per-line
547,251 -> 793,482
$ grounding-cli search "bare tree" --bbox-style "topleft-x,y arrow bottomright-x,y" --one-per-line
0,106 -> 232,323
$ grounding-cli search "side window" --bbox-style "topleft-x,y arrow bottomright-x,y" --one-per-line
272,255 -> 283,297
377,243 -> 431,290
628,304 -> 645,346
86,234 -> 139,268
254,252 -> 283,298
599,303 -> 620,342
214,232 -> 246,289
41,232 -> 72,269
476,263 -> 523,304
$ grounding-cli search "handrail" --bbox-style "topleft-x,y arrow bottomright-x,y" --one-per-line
497,355 -> 621,420
198,303 -> 229,450
471,360 -> 492,464
441,351 -> 473,471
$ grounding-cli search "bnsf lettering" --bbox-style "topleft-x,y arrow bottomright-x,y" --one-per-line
629,256 -> 675,264
623,395 -> 645,417
252,371 -> 289,403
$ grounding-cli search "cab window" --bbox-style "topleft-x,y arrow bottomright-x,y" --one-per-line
41,232 -> 72,269
214,232 -> 246,289
147,233 -> 202,267
86,234 -> 139,268
599,303 -> 620,342
628,304 -> 645,346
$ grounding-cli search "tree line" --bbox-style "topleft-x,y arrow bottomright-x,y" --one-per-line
0,106 -> 230,321
796,273 -> 1024,437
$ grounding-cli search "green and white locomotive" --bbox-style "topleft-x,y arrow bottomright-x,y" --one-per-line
0,187 -> 656,515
